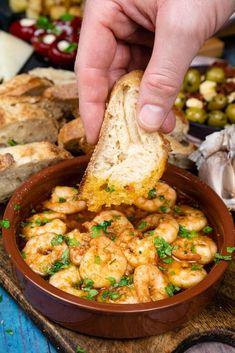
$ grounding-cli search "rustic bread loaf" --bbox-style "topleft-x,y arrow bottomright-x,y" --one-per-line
80,70 -> 169,211
0,141 -> 72,202
28,67 -> 76,85
0,96 -> 60,146
0,74 -> 53,97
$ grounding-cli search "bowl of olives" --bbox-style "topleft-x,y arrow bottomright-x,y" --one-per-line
175,63 -> 235,140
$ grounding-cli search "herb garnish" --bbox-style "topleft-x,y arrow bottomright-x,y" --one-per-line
105,185 -> 115,193
58,197 -> 66,203
214,253 -> 232,263
60,13 -> 75,21
63,42 -> 78,53
148,188 -> 157,199
203,226 -> 213,234
137,221 -> 147,230
21,251 -> 26,259
165,284 -> 181,297
5,328 -> 14,335
154,237 -> 176,263
8,138 -> 18,146
0,219 -> 10,229
178,225 -> 198,239
94,255 -> 100,265
191,264 -> 202,271
51,234 -> 64,246
106,275 -> 133,287
159,206 -> 169,213
76,345 -> 87,353
101,290 -> 121,301
173,206 -> 182,214
47,249 -> 70,275
14,204 -> 21,211
91,220 -> 113,238
227,246 -> 235,253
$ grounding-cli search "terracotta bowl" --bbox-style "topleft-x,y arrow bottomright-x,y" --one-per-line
2,156 -> 234,339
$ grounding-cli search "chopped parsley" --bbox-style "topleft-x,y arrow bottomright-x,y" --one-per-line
127,215 -> 135,222
191,264 -> 202,271
159,195 -> 165,201
101,290 -> 121,301
51,234 -> 64,246
82,278 -> 94,288
36,16 -> 53,30
154,237 -> 175,261
165,284 -> 181,297
163,257 -> 173,264
203,226 -> 213,234
214,253 -> 232,263
66,237 -> 80,246
148,188 -> 157,199
94,255 -> 100,265
137,221 -> 147,230
91,220 -> 113,237
63,42 -> 78,53
226,247 -> 235,253
5,328 -> 14,336
34,218 -> 50,226
159,206 -> 169,213
106,275 -> 133,287
148,230 -> 155,236
173,206 -> 182,214
158,265 -> 166,271
0,219 -> 10,229
105,185 -> 115,193
83,289 -> 98,300
178,225 -> 198,239
58,197 -> 66,203
47,249 -> 70,275
14,204 -> 21,211
76,345 -> 87,353
7,138 -> 18,146
21,251 -> 26,259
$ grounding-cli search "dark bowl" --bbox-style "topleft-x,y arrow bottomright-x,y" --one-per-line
189,121 -> 222,140
2,156 -> 234,338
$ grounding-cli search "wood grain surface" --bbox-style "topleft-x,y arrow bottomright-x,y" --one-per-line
0,236 -> 234,353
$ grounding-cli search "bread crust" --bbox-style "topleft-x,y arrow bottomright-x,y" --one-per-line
80,70 -> 169,211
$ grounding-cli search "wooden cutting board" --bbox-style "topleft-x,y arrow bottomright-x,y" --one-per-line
0,235 -> 234,353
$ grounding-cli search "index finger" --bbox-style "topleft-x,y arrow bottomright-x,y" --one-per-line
75,1 -> 116,144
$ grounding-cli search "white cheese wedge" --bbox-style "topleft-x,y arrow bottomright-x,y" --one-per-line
0,31 -> 33,82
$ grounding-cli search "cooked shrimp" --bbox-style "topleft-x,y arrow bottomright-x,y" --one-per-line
124,237 -> 157,268
174,205 -> 207,231
23,232 -> 68,276
97,285 -> 139,304
49,265 -> 85,297
172,235 -> 217,264
134,264 -> 170,303
66,229 -> 91,266
135,182 -> 177,212
22,215 -> 67,240
137,214 -> 179,243
43,186 -> 86,214
166,260 -> 207,289
79,236 -> 127,288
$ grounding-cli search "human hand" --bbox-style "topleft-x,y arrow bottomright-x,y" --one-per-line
75,0 -> 235,144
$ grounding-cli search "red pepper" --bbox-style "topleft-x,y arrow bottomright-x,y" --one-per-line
9,18 -> 36,42
31,31 -> 57,57
48,39 -> 78,68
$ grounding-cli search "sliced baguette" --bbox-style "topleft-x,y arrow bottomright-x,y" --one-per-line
80,70 -> 169,211
0,141 -> 72,203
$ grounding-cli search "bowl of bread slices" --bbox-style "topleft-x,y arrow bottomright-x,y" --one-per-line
2,71 -> 234,338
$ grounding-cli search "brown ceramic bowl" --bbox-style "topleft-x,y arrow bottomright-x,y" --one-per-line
2,156 -> 234,339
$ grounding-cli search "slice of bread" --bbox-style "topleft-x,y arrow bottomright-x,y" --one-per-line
80,70 -> 169,211
28,67 -> 76,85
0,141 -> 72,203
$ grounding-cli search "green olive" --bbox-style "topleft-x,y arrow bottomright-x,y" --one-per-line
175,92 -> 186,109
225,103 -> 235,123
185,107 -> 207,124
205,67 -> 225,83
183,68 -> 201,93
207,94 -> 228,110
207,110 -> 227,128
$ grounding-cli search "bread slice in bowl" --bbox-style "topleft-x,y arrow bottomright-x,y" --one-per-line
80,70 -> 169,211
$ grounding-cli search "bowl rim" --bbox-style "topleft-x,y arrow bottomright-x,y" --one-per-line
2,157 -> 235,314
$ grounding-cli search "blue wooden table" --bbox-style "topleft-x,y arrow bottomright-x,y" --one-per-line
1,284 -> 235,353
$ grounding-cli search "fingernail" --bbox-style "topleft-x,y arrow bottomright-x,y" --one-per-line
139,105 -> 165,129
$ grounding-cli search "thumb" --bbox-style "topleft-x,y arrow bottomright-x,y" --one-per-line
137,5 -> 204,132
